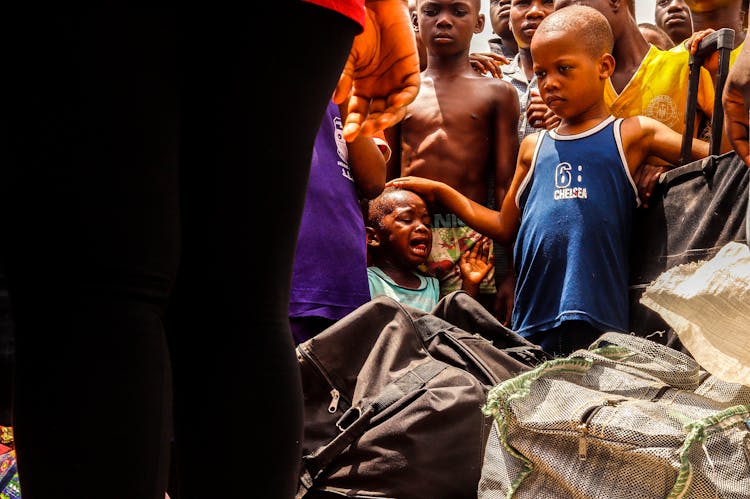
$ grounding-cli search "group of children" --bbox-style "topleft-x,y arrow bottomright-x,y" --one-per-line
293,0 -> 746,358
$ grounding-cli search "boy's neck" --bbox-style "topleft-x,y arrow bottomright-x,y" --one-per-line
555,105 -> 611,136
518,47 -> 534,82
424,51 -> 476,76
610,24 -> 651,93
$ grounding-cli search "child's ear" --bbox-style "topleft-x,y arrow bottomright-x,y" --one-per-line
598,53 -> 615,80
411,10 -> 419,31
474,13 -> 485,35
366,227 -> 380,248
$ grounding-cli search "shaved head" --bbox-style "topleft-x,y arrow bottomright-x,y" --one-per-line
537,5 -> 613,57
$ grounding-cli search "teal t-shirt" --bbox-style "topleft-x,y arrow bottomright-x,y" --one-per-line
367,266 -> 440,313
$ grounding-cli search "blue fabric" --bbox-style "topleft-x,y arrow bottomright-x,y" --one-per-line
513,117 -> 638,337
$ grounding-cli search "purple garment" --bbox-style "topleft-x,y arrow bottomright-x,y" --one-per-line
289,101 -> 370,327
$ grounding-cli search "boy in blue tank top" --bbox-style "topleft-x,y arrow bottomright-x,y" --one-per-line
388,5 -> 710,356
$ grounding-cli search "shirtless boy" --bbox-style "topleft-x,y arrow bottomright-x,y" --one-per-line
386,0 -> 520,323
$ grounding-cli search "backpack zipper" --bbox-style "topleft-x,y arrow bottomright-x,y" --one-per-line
297,348 -> 351,414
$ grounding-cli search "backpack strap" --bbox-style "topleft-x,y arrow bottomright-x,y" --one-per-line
296,359 -> 447,498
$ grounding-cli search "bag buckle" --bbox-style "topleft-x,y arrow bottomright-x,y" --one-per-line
336,406 -> 361,432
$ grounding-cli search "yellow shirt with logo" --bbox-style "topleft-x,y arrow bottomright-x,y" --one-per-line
604,44 -> 715,136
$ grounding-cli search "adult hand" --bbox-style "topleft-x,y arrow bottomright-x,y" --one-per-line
722,41 -> 750,167
335,0 -> 421,142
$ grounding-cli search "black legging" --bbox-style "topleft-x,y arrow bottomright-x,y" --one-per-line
0,6 -> 358,498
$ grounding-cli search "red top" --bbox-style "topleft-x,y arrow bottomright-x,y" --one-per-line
303,0 -> 366,31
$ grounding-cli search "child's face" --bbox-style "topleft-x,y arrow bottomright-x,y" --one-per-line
489,0 -> 513,38
417,0 -> 484,54
530,29 -> 610,120
509,0 -> 555,49
378,191 -> 433,268
654,0 -> 693,39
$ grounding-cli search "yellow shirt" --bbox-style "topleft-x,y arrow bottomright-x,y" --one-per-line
669,40 -> 744,68
604,44 -> 715,135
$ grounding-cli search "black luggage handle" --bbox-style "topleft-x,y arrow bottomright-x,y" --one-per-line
680,28 -> 735,165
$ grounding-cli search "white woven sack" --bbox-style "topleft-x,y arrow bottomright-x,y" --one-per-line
640,241 -> 750,386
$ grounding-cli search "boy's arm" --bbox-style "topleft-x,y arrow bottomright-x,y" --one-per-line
387,135 -> 534,245
341,102 -> 388,199
622,116 -> 710,176
722,38 -> 750,167
491,80 -> 520,213
491,80 -> 520,326
384,124 -> 403,181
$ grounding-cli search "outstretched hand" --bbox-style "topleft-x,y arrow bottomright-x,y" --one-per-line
459,237 -> 494,298
335,0 -> 421,142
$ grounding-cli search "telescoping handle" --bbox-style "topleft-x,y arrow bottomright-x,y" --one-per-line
680,28 -> 735,165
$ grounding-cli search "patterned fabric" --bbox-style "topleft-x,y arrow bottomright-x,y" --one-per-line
426,214 -> 496,296
0,428 -> 19,499
501,54 -> 543,143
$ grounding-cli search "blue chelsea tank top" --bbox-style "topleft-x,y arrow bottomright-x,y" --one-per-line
512,116 -> 639,337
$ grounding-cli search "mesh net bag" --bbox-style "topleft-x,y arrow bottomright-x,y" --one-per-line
478,332 -> 750,498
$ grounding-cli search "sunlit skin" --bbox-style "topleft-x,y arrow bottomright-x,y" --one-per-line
684,0 -> 746,47
387,16 -> 709,249
655,0 -> 694,46
335,0 -> 422,142
385,0 -> 520,323
366,189 -> 493,294
721,10 -> 750,166
509,0 -> 560,129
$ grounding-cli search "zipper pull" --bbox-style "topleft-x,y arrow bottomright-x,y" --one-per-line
577,423 -> 588,461
328,389 -> 340,413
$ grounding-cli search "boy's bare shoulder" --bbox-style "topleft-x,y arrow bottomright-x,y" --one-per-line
482,75 -> 520,105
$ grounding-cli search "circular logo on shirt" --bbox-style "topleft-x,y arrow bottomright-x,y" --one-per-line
645,95 -> 678,129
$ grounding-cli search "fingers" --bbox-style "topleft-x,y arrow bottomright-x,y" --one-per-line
342,85 -> 419,142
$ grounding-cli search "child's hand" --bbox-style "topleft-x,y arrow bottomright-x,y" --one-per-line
633,162 -> 670,209
685,28 -> 719,75
386,176 -> 441,203
526,90 -> 561,130
459,237 -> 494,297
469,52 -> 508,78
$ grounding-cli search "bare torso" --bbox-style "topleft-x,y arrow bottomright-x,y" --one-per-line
399,71 -> 517,205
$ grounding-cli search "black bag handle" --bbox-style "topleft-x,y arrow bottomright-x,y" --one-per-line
296,360 -> 447,498
680,28 -> 735,165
